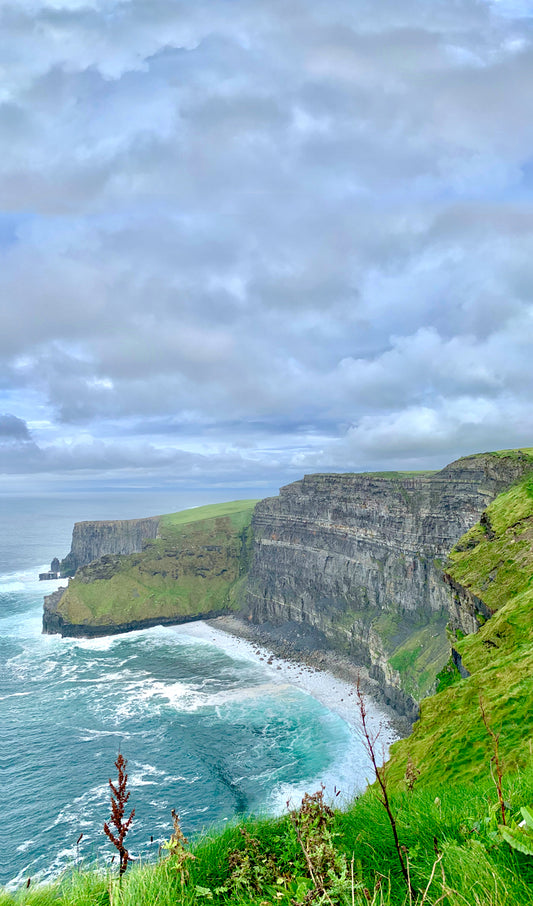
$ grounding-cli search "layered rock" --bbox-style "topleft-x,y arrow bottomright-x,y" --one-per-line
59,516 -> 160,575
244,452 -> 533,716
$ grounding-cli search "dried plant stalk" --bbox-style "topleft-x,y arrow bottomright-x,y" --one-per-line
356,677 -> 416,898
103,752 -> 135,877
479,695 -> 506,826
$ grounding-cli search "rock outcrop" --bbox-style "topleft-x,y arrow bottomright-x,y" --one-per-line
43,502 -> 256,637
244,452 -> 533,716
59,516 -> 160,575
42,451 -> 533,723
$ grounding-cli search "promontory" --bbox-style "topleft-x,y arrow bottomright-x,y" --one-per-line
43,448 -> 533,737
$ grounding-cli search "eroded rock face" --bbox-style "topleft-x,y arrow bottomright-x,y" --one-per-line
443,574 -> 493,636
43,452 -> 532,721
42,588 -> 67,635
60,516 -> 160,575
245,454 -> 532,714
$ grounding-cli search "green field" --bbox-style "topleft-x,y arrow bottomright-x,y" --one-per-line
55,500 -> 259,629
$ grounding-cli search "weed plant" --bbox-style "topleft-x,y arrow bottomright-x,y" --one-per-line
103,754 -> 135,878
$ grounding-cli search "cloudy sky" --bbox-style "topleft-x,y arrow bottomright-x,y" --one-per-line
1,0 -> 533,493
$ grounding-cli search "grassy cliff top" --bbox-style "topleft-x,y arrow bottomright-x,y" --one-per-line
470,447 -> 533,460
54,500 -> 259,629
159,499 -> 260,529
299,470 -> 437,481
386,470 -> 533,788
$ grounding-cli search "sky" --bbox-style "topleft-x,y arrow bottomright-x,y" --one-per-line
1,0 -> 533,495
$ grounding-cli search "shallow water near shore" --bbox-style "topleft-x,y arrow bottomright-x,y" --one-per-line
1,493 -> 396,890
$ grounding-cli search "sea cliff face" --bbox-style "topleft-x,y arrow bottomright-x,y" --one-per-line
244,453 -> 533,714
42,452 -> 533,722
60,516 -> 160,575
385,464 -> 533,786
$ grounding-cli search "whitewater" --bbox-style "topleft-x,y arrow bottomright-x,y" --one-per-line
0,491 -> 396,890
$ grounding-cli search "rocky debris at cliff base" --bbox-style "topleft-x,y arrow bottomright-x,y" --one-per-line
173,618 -> 401,757
207,614 -> 412,738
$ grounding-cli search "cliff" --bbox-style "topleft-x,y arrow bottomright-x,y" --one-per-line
42,450 -> 533,723
59,516 -> 160,575
386,465 -> 533,786
244,451 -> 533,716
43,501 -> 257,636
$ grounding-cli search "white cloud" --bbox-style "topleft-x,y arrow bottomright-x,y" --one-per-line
1,0 -> 533,482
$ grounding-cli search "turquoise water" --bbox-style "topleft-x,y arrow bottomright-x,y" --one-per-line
1,493 -> 392,889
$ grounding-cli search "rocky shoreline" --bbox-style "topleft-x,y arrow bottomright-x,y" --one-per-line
207,614 -> 413,737
42,453 -> 533,732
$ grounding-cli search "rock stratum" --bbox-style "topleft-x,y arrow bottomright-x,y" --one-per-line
59,516 -> 160,576
244,451 -> 533,717
43,450 -> 533,722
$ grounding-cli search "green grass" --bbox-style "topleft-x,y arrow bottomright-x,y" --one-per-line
386,471 -> 533,788
5,771 -> 533,905
55,501 -> 259,629
369,611 -> 450,700
470,448 -> 533,462
160,500 -> 260,530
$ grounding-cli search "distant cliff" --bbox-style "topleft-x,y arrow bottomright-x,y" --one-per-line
244,452 -> 533,716
43,501 -> 257,637
59,516 -> 160,575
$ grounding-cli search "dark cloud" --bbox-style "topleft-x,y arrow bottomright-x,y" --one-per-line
0,414 -> 31,439
1,0 -> 533,482
0,414 -> 44,472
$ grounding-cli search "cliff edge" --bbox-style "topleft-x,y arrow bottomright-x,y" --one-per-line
43,501 -> 257,637
244,451 -> 533,717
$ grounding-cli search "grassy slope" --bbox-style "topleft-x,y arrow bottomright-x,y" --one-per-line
4,771 -> 533,905
56,501 -> 258,628
386,613 -> 450,699
386,471 -> 533,788
471,447 -> 533,462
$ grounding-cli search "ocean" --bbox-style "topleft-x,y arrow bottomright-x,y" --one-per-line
1,490 -> 396,890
